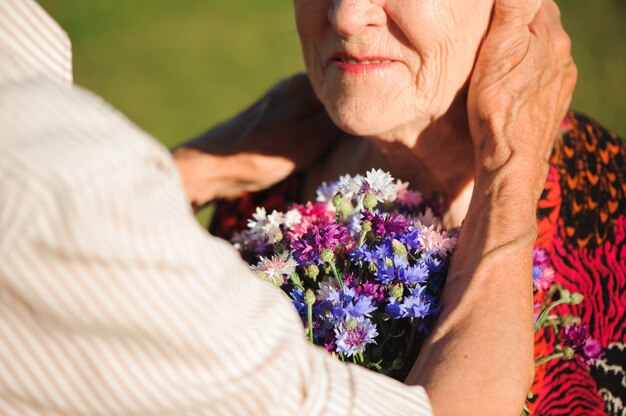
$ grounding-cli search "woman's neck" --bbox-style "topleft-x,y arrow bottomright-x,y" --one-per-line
367,92 -> 476,227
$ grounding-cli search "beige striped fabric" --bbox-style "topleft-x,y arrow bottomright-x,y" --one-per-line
0,1 -> 432,414
0,0 -> 72,84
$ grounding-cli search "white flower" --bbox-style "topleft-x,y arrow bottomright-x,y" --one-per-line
417,223 -> 457,256
363,169 -> 396,202
317,281 -> 336,299
337,174 -> 364,200
283,208 -> 302,229
247,207 -> 285,243
336,170 -> 397,212
252,251 -> 297,286
316,180 -> 340,204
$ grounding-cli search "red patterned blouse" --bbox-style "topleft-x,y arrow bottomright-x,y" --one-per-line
210,112 -> 626,416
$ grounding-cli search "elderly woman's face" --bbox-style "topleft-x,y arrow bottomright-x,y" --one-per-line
294,0 -> 494,137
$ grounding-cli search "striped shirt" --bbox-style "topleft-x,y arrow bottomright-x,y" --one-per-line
0,1 -> 432,414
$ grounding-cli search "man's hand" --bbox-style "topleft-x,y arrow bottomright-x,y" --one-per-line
173,74 -> 341,208
468,0 -> 577,201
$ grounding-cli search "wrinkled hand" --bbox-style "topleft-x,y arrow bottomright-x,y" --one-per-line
468,0 -> 577,201
173,73 -> 341,207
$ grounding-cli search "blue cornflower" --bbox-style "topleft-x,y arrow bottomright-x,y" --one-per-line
373,238 -> 394,259
326,287 -> 376,322
385,286 -> 439,320
401,228 -> 422,251
334,318 -> 379,357
385,297 -> 404,319
402,286 -> 438,319
532,265 -> 543,282
290,288 -> 306,316
350,244 -> 377,266
403,262 -> 430,284
374,253 -> 428,285
421,254 -> 446,273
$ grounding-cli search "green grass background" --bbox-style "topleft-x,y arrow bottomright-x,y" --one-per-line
39,0 -> 625,147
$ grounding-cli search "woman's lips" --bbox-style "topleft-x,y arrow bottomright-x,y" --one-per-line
331,54 -> 398,73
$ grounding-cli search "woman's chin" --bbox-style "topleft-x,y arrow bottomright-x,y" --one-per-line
327,109 -> 393,138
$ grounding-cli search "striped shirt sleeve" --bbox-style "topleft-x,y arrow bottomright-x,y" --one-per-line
0,3 -> 433,415
0,0 -> 73,84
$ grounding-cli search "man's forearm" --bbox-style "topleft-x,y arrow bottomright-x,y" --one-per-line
407,169 -> 537,415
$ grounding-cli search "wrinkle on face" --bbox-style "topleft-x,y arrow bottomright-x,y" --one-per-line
294,0 -> 493,143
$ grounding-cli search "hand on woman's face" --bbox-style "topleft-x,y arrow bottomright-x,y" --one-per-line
294,0 -> 494,138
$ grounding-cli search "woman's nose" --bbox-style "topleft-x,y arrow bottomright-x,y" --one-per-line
328,0 -> 386,38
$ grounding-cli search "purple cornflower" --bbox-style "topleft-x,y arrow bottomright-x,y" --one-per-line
354,282 -> 386,304
334,318 -> 379,357
561,325 -> 604,366
533,265 -> 555,292
532,248 -> 555,291
533,247 -> 550,267
289,223 -> 350,266
362,211 -> 410,238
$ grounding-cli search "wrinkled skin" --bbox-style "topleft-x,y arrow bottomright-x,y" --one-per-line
294,0 -> 493,140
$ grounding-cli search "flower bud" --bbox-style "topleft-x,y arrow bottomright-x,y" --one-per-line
290,272 -> 303,287
304,289 -> 316,306
389,282 -> 404,301
320,249 -> 334,263
271,230 -> 283,243
569,293 -> 584,305
255,270 -> 268,281
392,358 -> 405,370
367,262 -> 378,274
563,346 -> 576,360
306,264 -> 320,280
392,239 -> 408,258
345,318 -> 358,330
332,193 -> 344,210
363,191 -> 378,211
361,220 -> 372,234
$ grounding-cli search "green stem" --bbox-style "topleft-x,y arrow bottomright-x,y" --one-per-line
534,298 -> 573,334
290,273 -> 305,292
328,261 -> 345,290
535,352 -> 564,366
358,228 -> 368,248
307,302 -> 313,344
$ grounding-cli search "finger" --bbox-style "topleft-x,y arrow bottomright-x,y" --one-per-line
530,0 -> 561,27
493,0 -> 539,29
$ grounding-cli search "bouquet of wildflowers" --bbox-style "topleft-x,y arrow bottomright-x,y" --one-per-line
232,169 -> 456,378
229,168 -> 603,391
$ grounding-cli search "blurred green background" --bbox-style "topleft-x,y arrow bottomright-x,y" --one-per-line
39,0 -> 625,149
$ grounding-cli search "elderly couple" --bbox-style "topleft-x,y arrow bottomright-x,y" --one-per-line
1,0 -> 623,415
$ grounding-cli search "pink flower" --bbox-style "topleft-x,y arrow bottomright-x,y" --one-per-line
287,202 -> 335,239
393,180 -> 423,208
